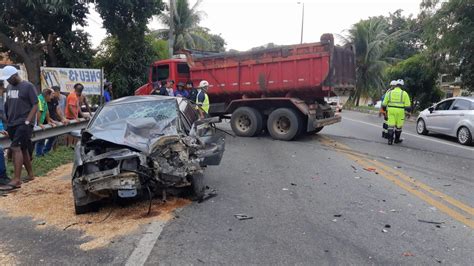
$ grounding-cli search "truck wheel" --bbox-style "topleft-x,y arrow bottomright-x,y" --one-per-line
231,107 -> 263,137
267,108 -> 302,140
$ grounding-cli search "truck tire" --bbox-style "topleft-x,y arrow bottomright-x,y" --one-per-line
231,107 -> 263,137
267,108 -> 302,140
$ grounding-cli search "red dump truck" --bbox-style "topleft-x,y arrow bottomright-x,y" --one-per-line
135,34 -> 356,140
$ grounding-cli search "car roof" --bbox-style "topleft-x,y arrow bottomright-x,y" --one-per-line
445,97 -> 474,102
106,95 -> 184,106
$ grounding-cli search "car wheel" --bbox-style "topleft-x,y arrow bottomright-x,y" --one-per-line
416,119 -> 429,135
267,108 -> 302,141
191,173 -> 205,200
457,126 -> 473,146
230,107 -> 263,137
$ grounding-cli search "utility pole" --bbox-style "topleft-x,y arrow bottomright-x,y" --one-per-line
168,0 -> 175,58
297,2 -> 304,44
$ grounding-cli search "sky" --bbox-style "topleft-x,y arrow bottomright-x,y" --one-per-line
82,0 -> 422,51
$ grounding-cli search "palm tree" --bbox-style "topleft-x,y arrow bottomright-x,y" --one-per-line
154,0 -> 209,55
342,17 -> 392,106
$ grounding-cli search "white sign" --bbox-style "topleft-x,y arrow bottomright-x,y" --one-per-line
40,67 -> 102,95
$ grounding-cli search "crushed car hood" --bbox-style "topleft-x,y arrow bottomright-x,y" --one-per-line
85,116 -> 181,155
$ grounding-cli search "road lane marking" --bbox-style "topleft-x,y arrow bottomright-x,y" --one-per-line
342,116 -> 474,151
125,220 -> 166,266
318,136 -> 474,228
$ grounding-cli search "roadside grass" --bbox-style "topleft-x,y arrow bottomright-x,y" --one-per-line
6,146 -> 74,178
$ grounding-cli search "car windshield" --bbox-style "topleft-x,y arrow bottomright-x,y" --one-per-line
91,100 -> 178,129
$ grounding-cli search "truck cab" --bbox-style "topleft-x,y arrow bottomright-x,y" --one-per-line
135,59 -> 190,95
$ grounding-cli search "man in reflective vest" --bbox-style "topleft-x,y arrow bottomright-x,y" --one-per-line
382,79 -> 411,145
196,80 -> 210,118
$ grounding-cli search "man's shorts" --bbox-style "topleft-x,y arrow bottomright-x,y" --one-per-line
7,124 -> 33,151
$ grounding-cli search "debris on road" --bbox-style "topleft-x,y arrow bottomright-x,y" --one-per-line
354,176 -> 361,179
402,252 -> 414,257
381,229 -> 388,233
234,214 -> 253,221
443,184 -> 451,187
290,183 -> 297,186
282,188 -> 289,191
363,167 -> 377,172
0,164 -> 190,251
417,219 -> 444,225
389,209 -> 398,212
36,221 -> 46,226
334,214 -> 342,217
384,224 -> 391,228
351,165 -> 357,171
332,219 -> 338,222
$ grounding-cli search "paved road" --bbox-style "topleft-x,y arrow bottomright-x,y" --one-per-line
1,111 -> 473,264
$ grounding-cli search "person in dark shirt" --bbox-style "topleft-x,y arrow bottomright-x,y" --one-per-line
174,82 -> 189,98
103,82 -> 113,103
0,66 -> 37,191
186,80 -> 198,102
0,80 -> 10,185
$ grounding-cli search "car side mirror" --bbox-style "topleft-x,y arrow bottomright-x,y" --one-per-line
428,107 -> 434,113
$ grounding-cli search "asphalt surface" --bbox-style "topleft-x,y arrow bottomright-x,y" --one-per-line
1,110 -> 473,264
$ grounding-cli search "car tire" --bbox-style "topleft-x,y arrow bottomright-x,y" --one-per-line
416,119 -> 429,135
191,173 -> 206,200
267,108 -> 302,141
457,126 -> 473,146
231,107 -> 263,137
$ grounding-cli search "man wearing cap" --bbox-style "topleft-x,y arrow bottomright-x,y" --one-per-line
174,82 -> 189,98
196,80 -> 210,118
0,66 -> 37,191
382,79 -> 411,145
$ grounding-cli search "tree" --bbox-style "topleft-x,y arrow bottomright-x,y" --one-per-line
422,0 -> 474,91
156,0 -> 209,53
194,27 -> 226,52
0,0 -> 90,86
95,0 -> 164,97
383,9 -> 422,61
343,17 -> 392,106
386,53 -> 442,110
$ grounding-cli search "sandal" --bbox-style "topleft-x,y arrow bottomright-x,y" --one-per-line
0,183 -> 21,191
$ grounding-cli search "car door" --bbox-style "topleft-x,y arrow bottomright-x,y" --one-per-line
447,99 -> 472,136
425,99 -> 455,133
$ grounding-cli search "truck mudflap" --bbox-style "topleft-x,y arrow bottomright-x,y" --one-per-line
307,115 -> 342,131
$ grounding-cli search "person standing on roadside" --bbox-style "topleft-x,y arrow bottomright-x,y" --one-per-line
174,82 -> 189,98
186,80 -> 197,102
0,80 -> 10,185
65,84 -> 86,146
35,89 -> 56,157
166,80 -> 174,96
39,86 -> 69,155
0,66 -> 37,192
103,82 -> 113,103
196,80 -> 210,118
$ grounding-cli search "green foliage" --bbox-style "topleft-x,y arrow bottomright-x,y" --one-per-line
95,0 -> 164,97
344,17 -> 392,105
386,53 -> 442,110
383,9 -> 422,61
156,0 -> 218,52
0,0 -> 93,85
194,27 -> 226,52
146,36 -> 170,60
7,145 -> 74,177
422,0 -> 474,91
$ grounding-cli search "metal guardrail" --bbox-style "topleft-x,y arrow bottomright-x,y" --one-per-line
0,118 -> 90,148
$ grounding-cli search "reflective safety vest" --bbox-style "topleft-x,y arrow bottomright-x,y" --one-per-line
382,87 -> 411,109
196,90 -> 210,113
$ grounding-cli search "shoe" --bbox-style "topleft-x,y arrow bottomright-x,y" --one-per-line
394,139 -> 403,144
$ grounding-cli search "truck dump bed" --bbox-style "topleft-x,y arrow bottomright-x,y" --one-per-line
188,34 -> 355,103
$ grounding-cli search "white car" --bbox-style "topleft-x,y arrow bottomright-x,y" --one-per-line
416,97 -> 474,145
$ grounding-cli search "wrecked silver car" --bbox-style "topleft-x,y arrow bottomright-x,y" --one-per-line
71,96 -> 225,214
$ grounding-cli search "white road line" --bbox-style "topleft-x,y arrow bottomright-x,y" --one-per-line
125,220 -> 166,266
342,117 -> 474,152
